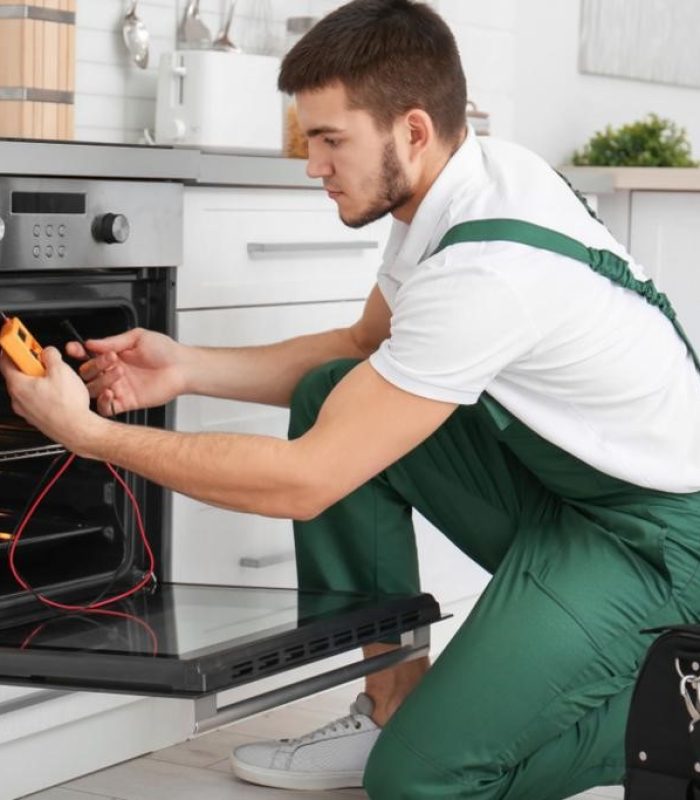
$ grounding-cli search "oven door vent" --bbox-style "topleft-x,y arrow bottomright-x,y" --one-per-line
225,607 -> 427,687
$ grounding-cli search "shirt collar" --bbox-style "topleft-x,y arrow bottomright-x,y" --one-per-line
389,125 -> 487,270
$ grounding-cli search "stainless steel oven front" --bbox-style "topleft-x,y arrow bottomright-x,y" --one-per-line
0,176 -> 440,729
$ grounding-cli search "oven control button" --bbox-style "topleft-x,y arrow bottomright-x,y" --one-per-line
46,224 -> 54,237
45,245 -> 54,258
93,213 -> 130,244
32,223 -> 40,238
33,245 -> 40,258
58,224 -> 66,237
58,245 -> 66,258
0,217 -> 5,242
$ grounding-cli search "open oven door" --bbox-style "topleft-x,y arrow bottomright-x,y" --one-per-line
0,582 -> 443,729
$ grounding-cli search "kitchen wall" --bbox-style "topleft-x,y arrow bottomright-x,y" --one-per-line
75,0 -> 317,144
76,0 -> 700,167
509,0 -> 700,167
438,0 -> 700,166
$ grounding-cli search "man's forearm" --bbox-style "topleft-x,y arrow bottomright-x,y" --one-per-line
181,326 -> 367,407
81,416 -> 317,519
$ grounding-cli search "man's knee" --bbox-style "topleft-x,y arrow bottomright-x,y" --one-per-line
289,358 -> 361,437
363,728 -> 461,799
363,729 -> 415,799
364,727 -> 511,800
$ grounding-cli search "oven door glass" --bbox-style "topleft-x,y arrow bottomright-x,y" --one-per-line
0,584 -> 441,696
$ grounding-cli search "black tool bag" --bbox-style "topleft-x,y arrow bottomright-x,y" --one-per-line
625,626 -> 700,799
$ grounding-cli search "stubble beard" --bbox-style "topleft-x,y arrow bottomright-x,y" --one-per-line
341,139 -> 414,229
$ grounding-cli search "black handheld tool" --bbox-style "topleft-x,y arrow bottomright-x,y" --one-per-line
61,320 -> 118,417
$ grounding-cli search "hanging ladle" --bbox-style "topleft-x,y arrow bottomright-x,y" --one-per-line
122,0 -> 150,69
213,1 -> 240,52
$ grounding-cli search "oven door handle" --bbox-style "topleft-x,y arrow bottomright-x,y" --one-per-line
192,624 -> 434,734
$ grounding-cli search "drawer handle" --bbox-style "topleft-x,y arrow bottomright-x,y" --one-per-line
239,551 -> 295,568
247,241 -> 379,256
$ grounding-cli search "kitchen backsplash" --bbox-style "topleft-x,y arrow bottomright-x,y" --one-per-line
75,0 -> 515,145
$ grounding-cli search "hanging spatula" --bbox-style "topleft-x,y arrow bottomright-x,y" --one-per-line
177,0 -> 212,49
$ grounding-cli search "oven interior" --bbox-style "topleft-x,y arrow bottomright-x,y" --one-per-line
0,269 -> 172,622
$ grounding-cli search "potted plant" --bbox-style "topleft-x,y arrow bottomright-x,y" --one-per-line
572,113 -> 698,167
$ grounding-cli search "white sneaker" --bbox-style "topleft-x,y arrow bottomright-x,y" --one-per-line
230,693 -> 380,791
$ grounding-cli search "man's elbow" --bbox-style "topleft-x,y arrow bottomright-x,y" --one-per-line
292,477 -> 343,522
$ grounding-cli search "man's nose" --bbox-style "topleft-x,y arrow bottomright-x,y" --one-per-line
306,147 -> 332,180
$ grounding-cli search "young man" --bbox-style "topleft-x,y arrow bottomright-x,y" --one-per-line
3,1 -> 700,798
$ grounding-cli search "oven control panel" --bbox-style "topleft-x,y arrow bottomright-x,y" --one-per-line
0,178 -> 182,270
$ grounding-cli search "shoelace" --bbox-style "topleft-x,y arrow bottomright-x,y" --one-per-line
289,709 -> 368,745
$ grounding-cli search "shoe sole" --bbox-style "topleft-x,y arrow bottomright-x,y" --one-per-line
230,753 -> 364,791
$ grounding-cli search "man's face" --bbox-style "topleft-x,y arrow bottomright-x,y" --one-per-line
296,83 -> 415,228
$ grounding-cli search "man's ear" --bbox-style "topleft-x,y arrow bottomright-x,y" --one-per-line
406,108 -> 435,147
404,109 -> 434,155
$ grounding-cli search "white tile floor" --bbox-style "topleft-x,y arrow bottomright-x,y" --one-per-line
22,678 -> 625,800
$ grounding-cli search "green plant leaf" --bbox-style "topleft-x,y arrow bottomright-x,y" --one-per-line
571,114 -> 698,167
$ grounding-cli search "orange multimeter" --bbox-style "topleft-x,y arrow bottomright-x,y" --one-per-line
0,313 -> 46,377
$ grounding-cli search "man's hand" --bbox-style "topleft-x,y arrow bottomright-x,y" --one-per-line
66,328 -> 188,416
0,346 -> 97,452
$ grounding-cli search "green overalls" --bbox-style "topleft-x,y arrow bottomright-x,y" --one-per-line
289,219 -> 700,800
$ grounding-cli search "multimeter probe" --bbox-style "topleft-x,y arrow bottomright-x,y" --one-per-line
0,312 -> 45,377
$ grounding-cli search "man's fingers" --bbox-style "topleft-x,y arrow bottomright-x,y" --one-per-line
84,365 -> 124,399
97,389 -> 120,418
40,346 -> 63,369
65,341 -> 88,360
78,350 -> 118,382
82,328 -> 142,355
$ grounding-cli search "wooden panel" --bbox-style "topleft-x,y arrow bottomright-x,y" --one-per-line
0,21 -> 26,85
0,101 -> 22,137
0,0 -> 74,139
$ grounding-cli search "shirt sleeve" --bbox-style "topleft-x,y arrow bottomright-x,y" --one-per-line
369,254 -> 542,405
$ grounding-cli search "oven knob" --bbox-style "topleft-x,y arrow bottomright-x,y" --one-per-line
0,216 -> 5,242
93,213 -> 130,244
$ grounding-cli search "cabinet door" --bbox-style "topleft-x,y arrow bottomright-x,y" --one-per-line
630,191 -> 700,352
171,301 -> 364,587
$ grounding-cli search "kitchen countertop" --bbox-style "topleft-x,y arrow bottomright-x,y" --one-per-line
5,139 -> 700,194
0,138 -> 317,189
559,165 -> 700,194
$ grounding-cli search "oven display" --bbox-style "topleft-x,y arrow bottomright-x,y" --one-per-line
11,192 -> 86,215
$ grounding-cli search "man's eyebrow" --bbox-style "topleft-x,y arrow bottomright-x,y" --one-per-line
306,126 -> 345,138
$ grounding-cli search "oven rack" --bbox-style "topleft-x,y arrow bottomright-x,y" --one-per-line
0,421 -> 64,463
0,443 -> 65,463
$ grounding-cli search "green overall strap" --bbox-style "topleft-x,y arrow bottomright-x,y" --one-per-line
432,218 -> 700,374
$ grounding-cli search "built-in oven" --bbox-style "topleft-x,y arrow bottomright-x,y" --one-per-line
0,176 -> 440,729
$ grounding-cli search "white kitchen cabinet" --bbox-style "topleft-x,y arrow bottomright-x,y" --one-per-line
174,185 -> 490,607
172,300 -> 364,588
1,688 -> 193,799
628,191 -> 700,352
177,186 -> 387,309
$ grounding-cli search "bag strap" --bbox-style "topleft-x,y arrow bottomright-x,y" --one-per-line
432,218 -> 700,373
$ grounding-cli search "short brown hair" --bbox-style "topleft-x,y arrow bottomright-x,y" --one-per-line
278,0 -> 467,147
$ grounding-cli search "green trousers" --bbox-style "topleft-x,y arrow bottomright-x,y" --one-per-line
290,358 -> 700,800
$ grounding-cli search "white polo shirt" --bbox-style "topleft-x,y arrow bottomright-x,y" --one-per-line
369,129 -> 700,492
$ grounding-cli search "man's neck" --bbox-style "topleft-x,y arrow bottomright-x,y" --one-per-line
393,129 -> 468,224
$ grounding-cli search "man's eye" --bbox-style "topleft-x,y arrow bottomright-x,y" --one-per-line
324,138 -> 340,148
